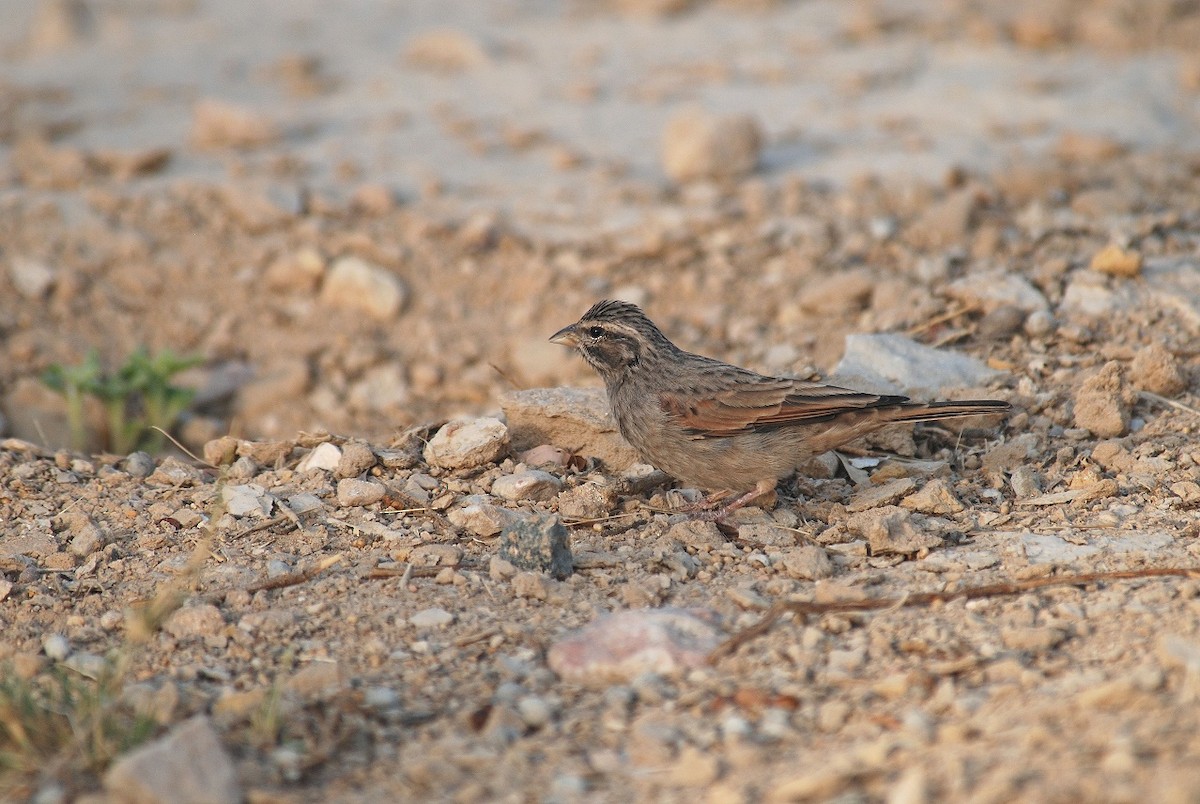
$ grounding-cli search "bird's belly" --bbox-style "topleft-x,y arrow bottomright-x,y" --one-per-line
621,423 -> 809,493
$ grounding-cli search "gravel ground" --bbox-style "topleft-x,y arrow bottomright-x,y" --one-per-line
2,1 -> 1200,802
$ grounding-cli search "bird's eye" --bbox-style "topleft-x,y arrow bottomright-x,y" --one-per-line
586,326 -> 605,339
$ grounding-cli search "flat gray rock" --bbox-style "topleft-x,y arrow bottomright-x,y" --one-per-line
831,332 -> 1003,397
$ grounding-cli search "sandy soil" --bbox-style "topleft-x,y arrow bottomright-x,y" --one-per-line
2,0 -> 1200,801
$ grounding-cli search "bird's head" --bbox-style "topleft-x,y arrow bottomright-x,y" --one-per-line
550,300 -> 673,381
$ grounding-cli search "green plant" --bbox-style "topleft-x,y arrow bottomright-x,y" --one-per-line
0,660 -> 157,799
42,348 -> 201,454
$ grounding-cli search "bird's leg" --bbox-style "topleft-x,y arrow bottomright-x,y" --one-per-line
693,479 -> 776,522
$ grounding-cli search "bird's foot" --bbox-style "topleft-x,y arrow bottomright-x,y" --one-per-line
685,480 -> 776,523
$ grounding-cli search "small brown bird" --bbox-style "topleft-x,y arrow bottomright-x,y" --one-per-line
551,300 -> 1009,516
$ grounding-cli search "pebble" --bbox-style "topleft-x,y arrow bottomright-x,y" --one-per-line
146,457 -> 203,486
735,523 -> 797,548
319,256 -> 408,321
1073,361 -> 1134,438
43,633 -> 70,661
489,556 -> 518,580
847,478 -> 918,512
491,470 -> 563,502
123,451 -> 157,478
219,185 -> 293,232
191,98 -> 280,150
285,661 -> 344,701
780,545 -> 835,580
404,28 -> 489,71
409,544 -> 462,567
226,456 -> 258,480
363,686 -> 401,712
1089,244 -> 1143,278
7,256 -> 56,300
905,187 -> 978,250
64,651 -> 108,679
661,107 -> 762,182
60,512 -> 105,556
846,506 -> 942,555
976,305 -> 1028,340
900,478 -> 964,514
797,269 -> 874,314
409,607 -> 455,628
1130,343 -> 1187,396
297,441 -> 342,472
557,481 -> 618,520
336,477 -> 386,507
1021,530 -> 1172,564
498,514 -> 573,580
501,387 -> 641,470
511,571 -> 549,600
164,604 -> 225,639
1001,626 -> 1067,654
481,703 -> 525,748
424,417 -> 510,469
832,332 -> 1002,396
520,444 -> 571,468
667,519 -> 726,551
1060,274 -> 1123,317
547,608 -> 723,684
1009,465 -> 1043,499
287,493 -> 324,515
945,270 -> 1049,314
266,559 -> 292,578
104,716 -> 240,804
221,483 -> 273,518
516,695 -> 554,729
448,498 -> 518,537
263,247 -> 325,293
336,440 -> 377,478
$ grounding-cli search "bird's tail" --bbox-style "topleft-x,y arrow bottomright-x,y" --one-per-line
884,399 -> 1011,424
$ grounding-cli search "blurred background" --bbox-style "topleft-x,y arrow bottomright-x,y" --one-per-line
1,0 -> 1198,452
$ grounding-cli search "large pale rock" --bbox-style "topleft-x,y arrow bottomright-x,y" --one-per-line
424,417 -> 509,469
104,716 -> 239,804
831,333 -> 1002,397
502,387 -> 640,470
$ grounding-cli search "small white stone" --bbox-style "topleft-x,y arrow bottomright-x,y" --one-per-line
297,442 -> 342,473
7,257 -> 56,299
164,604 -> 225,639
221,484 -> 273,518
447,500 -> 517,537
320,256 -> 407,321
491,470 -> 563,502
287,493 -> 324,514
336,478 -> 386,507
43,634 -> 70,661
409,607 -> 455,628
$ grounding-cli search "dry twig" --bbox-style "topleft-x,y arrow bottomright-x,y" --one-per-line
708,566 -> 1200,663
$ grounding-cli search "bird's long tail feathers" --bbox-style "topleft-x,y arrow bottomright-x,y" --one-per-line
884,399 -> 1010,423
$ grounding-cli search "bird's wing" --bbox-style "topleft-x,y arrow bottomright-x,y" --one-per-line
659,377 -> 909,438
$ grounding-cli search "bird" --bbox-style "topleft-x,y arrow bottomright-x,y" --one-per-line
550,299 -> 1010,517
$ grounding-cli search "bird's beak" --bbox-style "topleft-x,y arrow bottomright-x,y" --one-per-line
549,324 -> 579,347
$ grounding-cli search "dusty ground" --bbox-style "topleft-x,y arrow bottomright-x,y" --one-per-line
3,0 -> 1200,802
